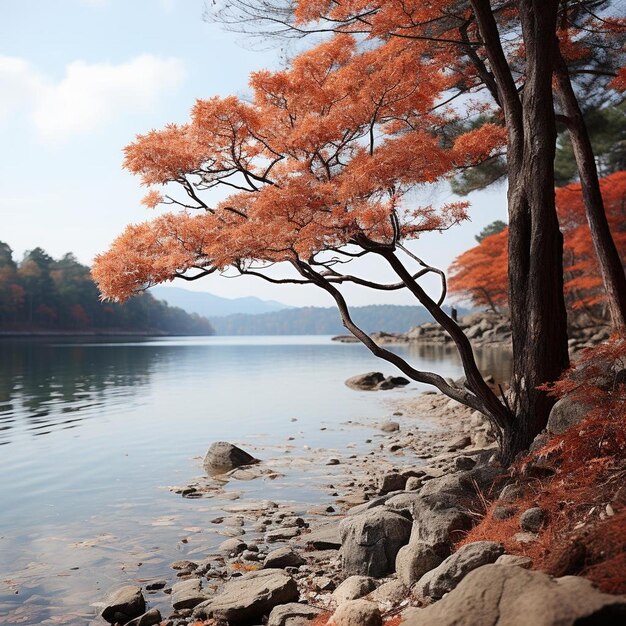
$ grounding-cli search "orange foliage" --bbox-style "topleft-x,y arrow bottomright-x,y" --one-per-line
448,229 -> 508,312
93,30 -> 509,301
461,336 -> 626,592
449,171 -> 626,313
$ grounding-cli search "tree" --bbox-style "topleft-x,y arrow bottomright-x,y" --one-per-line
474,220 -> 507,244
449,229 -> 508,313
449,171 -> 626,319
96,2 -> 625,463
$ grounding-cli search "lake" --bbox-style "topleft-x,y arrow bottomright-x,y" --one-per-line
0,336 -> 511,625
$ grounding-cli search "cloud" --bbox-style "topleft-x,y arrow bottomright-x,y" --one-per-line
0,54 -> 185,142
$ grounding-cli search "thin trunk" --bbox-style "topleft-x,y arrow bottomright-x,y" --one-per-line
554,51 -> 626,332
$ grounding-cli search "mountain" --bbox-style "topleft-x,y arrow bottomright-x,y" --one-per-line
149,286 -> 293,317
209,304 -> 469,336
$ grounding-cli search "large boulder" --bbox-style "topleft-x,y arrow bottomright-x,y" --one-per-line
395,541 -> 443,587
203,441 -> 258,474
264,547 -> 306,569
345,372 -> 385,390
547,397 -> 589,435
339,508 -> 412,577
101,586 -> 146,624
193,569 -> 298,622
403,564 -> 626,626
408,494 -> 473,556
414,541 -> 504,600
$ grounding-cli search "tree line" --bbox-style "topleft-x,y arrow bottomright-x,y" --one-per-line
0,242 -> 214,335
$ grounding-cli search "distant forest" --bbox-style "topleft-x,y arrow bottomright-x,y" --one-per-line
0,242 -> 214,335
210,304 -> 468,336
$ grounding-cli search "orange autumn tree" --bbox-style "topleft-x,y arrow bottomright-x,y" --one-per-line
94,35 -> 518,456
449,171 -> 626,316
448,229 -> 508,313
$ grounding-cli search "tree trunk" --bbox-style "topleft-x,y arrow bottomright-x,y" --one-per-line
554,52 -> 626,332
472,0 -> 570,463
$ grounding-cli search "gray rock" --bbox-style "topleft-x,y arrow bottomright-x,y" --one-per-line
380,421 -> 400,432
447,435 -> 471,452
339,508 -> 412,577
378,472 -> 407,495
267,603 -> 324,626
454,456 -> 477,471
345,372 -> 385,390
395,541 -> 443,587
495,554 -> 533,568
520,507 -> 546,533
203,441 -> 258,474
547,397 -> 589,435
405,476 -> 422,491
303,524 -> 342,550
219,538 -> 247,555
266,526 -> 301,542
171,578 -> 207,610
493,506 -> 517,521
408,494 -> 473,555
332,576 -> 377,605
403,564 -> 626,626
415,541 -> 505,600
264,547 -> 305,569
498,483 -> 523,502
193,569 -> 298,622
125,609 -> 162,626
101,586 -> 146,624
332,599 -> 382,626
369,579 -> 408,604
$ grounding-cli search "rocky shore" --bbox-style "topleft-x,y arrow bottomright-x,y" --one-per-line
332,311 -> 612,352
97,384 -> 625,626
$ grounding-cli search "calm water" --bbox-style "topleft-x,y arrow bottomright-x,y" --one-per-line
0,336 -> 510,625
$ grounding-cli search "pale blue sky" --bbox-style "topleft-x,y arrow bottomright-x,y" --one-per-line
1,0 -> 507,307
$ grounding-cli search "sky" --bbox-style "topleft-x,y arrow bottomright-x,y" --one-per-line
0,0 -> 508,308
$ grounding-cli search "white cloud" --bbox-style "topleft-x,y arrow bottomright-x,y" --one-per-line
0,54 -> 185,142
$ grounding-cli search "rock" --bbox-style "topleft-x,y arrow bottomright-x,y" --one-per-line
264,547 -> 305,569
380,421 -> 400,432
345,372 -> 385,390
514,531 -> 539,544
376,376 -> 410,390
171,578 -> 207,610
145,580 -> 167,591
547,397 -> 589,435
203,441 -> 258,474
339,508 -> 412,577
495,554 -> 533,568
408,494 -> 473,555
266,526 -> 301,542
219,538 -> 247,555
369,579 -> 408,604
193,569 -> 298,622
267,603 -> 324,626
332,599 -> 382,626
415,541 -> 505,600
326,457 -> 340,465
493,506 -> 517,521
529,431 -> 550,452
395,541 -> 443,587
332,576 -> 377,604
125,609 -> 162,626
378,472 -> 407,495
447,435 -> 471,452
454,455 -> 477,471
402,564 -> 626,626
303,524 -> 342,550
405,476 -> 422,491
498,483 -> 523,502
101,586 -> 146,624
520,507 -> 546,533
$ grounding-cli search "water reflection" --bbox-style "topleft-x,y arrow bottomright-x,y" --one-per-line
0,339 -> 157,444
403,342 -> 513,384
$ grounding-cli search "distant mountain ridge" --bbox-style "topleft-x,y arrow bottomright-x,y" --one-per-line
209,304 -> 469,336
150,286 -> 293,317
